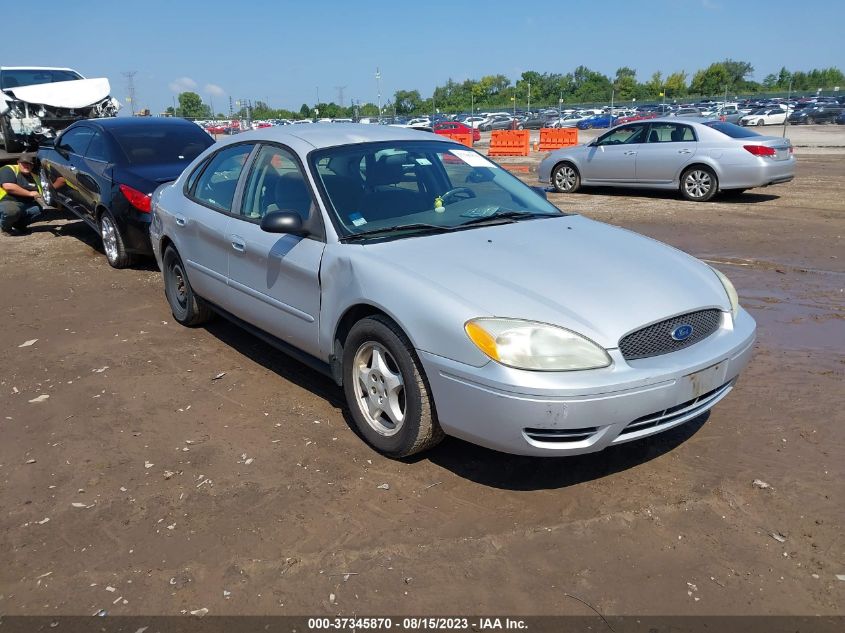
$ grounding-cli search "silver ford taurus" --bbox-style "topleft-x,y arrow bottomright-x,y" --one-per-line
150,124 -> 756,458
538,118 -> 795,201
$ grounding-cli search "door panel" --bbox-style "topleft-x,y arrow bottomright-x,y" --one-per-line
636,123 -> 697,183
582,124 -> 646,182
226,144 -> 325,357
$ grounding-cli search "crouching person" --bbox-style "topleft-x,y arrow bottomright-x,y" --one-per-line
0,153 -> 64,235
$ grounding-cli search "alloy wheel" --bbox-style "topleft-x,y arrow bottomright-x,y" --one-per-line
39,172 -> 52,206
684,170 -> 712,199
554,165 -> 578,191
100,215 -> 119,263
352,342 -> 406,436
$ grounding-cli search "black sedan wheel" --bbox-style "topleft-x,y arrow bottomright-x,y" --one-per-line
162,246 -> 212,326
99,210 -> 134,268
343,315 -> 443,458
552,163 -> 581,193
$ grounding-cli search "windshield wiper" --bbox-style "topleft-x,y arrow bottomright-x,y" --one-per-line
339,223 -> 454,242
459,210 -> 556,227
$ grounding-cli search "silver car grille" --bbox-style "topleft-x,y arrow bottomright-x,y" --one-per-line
619,309 -> 721,360
618,380 -> 733,437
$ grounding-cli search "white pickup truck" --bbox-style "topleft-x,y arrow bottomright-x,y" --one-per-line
0,66 -> 121,152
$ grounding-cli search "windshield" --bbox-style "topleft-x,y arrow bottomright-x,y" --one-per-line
1,68 -> 83,89
310,141 -> 565,238
702,121 -> 761,138
111,124 -> 214,165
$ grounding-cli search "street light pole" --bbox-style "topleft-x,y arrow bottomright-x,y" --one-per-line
376,67 -> 382,124
527,80 -> 531,115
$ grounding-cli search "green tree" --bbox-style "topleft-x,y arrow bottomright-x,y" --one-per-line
299,103 -> 312,118
177,91 -> 210,118
664,71 -> 688,98
690,63 -> 731,96
394,89 -> 423,114
614,67 -> 638,100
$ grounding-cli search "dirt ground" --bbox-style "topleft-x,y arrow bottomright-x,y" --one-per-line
0,145 -> 843,619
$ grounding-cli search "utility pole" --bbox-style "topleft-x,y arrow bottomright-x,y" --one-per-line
376,68 -> 382,124
121,71 -> 137,116
527,80 -> 531,115
783,79 -> 792,138
228,96 -> 233,119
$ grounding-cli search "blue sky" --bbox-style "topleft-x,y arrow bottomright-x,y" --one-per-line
2,0 -> 842,114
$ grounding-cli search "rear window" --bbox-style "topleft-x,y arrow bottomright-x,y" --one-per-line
111,124 -> 214,165
702,121 -> 761,139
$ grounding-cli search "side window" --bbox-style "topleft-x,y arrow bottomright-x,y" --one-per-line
240,145 -> 313,220
185,156 -> 210,194
596,125 -> 645,146
647,124 -> 696,143
58,127 -> 96,155
190,144 -> 254,212
85,132 -> 109,162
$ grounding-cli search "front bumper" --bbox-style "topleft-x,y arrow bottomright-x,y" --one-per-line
419,308 -> 756,456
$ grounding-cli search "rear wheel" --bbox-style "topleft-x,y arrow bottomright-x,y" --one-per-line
551,163 -> 581,193
681,166 -> 718,202
39,170 -> 56,207
99,210 -> 134,268
343,315 -> 443,458
756,119 -> 765,126
162,245 -> 213,326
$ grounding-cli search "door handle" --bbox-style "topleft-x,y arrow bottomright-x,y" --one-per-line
230,236 -> 246,252
174,215 -> 187,227
678,149 -> 692,154
69,165 -> 77,171
623,150 -> 637,155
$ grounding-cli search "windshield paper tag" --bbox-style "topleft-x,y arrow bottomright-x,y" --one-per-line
415,158 -> 432,166
449,149 -> 498,168
349,213 -> 367,227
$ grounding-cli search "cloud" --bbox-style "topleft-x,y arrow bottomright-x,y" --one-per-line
204,83 -> 226,97
168,77 -> 198,93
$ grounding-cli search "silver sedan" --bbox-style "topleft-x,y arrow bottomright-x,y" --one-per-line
150,124 -> 755,457
538,118 -> 795,201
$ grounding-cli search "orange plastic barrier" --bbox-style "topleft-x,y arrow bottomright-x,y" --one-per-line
435,131 -> 473,147
487,130 -> 530,157
537,128 -> 578,151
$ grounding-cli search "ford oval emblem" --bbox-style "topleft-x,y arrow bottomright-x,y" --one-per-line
672,324 -> 694,341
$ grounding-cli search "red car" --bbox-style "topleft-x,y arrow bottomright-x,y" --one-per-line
614,112 -> 660,125
433,121 -> 481,143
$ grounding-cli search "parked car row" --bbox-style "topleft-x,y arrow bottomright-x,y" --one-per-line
34,120 -> 757,460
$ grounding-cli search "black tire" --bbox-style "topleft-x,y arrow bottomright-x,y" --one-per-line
551,162 -> 581,193
1,117 -> 24,153
808,117 -> 816,125
162,245 -> 213,326
680,166 -> 718,202
756,119 -> 765,126
38,169 -> 56,208
98,209 -> 134,268
342,315 -> 443,458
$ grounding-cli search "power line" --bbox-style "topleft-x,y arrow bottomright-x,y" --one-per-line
121,71 -> 137,116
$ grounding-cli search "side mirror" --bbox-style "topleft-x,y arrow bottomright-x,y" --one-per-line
465,168 -> 494,184
40,138 -> 55,148
260,210 -> 305,235
531,186 -> 548,200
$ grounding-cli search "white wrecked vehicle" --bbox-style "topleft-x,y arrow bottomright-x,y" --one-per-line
0,66 -> 121,152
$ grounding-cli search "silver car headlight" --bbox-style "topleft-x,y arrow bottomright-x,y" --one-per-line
465,318 -> 611,371
710,267 -> 739,318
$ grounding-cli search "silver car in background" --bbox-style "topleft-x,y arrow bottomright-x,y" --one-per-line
150,125 -> 755,458
539,118 -> 795,201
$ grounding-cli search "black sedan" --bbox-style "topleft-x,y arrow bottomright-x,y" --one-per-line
517,115 -> 556,130
37,117 -> 214,268
787,105 -> 844,125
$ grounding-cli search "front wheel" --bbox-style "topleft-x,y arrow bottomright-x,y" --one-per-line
162,246 -> 213,326
99,210 -> 134,268
681,166 -> 718,202
551,163 -> 581,193
39,170 -> 56,207
756,119 -> 765,126
343,315 -> 443,458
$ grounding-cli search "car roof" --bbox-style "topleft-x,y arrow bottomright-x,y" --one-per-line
74,117 -> 206,131
225,122 -> 453,150
0,66 -> 78,72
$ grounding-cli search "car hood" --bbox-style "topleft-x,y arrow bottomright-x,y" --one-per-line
5,78 -> 112,108
357,215 -> 729,348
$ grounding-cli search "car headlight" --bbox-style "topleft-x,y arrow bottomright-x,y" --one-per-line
464,318 -> 611,371
710,267 -> 739,318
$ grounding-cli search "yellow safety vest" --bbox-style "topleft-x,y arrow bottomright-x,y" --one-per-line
0,164 -> 42,202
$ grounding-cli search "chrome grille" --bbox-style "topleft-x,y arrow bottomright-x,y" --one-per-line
617,380 -> 733,438
619,309 -> 721,360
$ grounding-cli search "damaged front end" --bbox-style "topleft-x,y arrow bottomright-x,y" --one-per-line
1,77 -> 121,151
